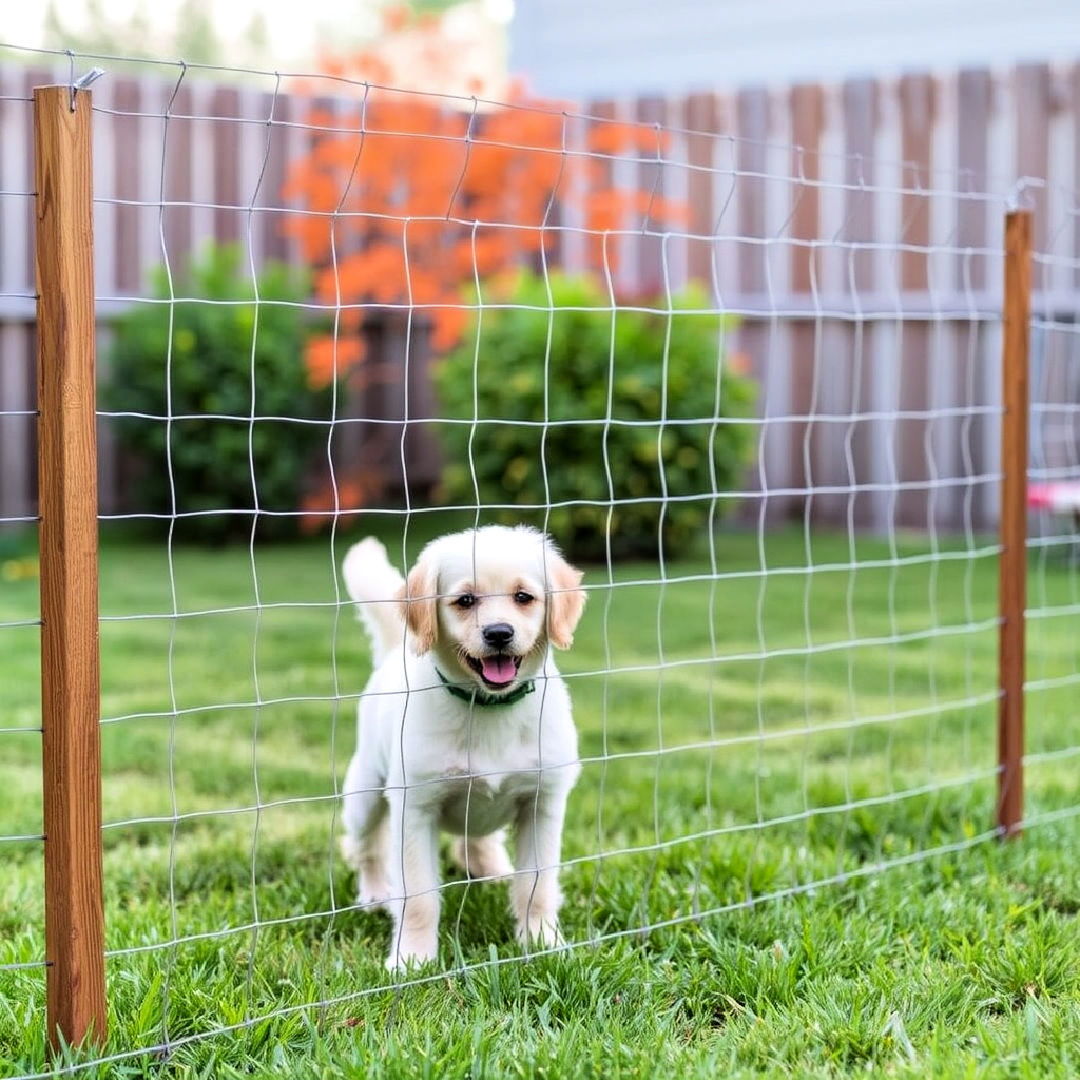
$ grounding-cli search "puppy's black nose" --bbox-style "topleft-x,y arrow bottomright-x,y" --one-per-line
482,622 -> 514,648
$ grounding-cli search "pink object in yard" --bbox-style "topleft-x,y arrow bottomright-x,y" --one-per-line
1028,482 -> 1080,513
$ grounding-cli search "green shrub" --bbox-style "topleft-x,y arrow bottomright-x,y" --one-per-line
104,244 -> 331,543
434,271 -> 756,561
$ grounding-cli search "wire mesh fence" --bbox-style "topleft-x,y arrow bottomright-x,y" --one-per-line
1025,242 -> 1080,826
0,53 -> 47,1029
0,43 -> 1078,1076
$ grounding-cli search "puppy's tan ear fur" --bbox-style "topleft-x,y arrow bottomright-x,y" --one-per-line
398,557 -> 438,653
547,555 -> 586,650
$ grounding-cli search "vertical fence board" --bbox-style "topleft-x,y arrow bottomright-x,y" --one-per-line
663,97 -> 690,291
136,78 -> 165,279
684,92 -> 720,288
239,88 -> 266,270
926,75 -> 959,531
112,78 -> 142,294
1074,65 -> 1080,292
587,100 -> 617,281
956,69 -> 993,532
259,87 -> 290,263
843,78 -> 882,528
185,82 -> 212,255
0,71 -> 33,521
735,87 -> 769,295
634,96 -> 667,295
814,88 -> 850,518
163,82 -> 194,275
92,78 -> 117,300
898,74 -> 935,528
0,323 -> 33,520
1015,64 -> 1051,293
212,87 -> 242,245
957,70 -> 992,290
789,84 -> 825,517
734,87 -> 787,518
91,78 -> 117,518
23,70 -> 47,287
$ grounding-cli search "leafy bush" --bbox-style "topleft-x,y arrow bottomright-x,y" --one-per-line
104,245 -> 331,543
434,271 -> 756,561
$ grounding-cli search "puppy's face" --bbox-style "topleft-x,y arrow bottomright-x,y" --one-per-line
399,527 -> 585,696
440,563 -> 548,690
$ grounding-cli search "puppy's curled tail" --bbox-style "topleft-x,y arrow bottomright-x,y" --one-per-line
341,538 -> 406,667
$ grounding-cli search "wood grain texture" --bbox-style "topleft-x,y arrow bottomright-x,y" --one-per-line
34,84 -> 107,1050
998,209 -> 1031,839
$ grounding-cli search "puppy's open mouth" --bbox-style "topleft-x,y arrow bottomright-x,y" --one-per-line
465,654 -> 522,690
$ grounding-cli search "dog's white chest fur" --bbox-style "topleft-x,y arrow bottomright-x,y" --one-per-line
434,768 -> 538,835
381,679 -> 580,830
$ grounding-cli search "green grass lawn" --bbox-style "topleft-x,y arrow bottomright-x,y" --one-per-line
1,519 -> 1079,1078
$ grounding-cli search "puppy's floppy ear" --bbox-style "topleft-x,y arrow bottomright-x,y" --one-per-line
397,556 -> 438,654
546,552 -> 586,650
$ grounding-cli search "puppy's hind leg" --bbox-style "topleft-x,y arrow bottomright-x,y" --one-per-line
349,809 -> 392,910
450,829 -> 514,880
341,755 -> 391,909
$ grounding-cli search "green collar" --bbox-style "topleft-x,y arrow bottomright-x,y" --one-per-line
435,667 -> 536,707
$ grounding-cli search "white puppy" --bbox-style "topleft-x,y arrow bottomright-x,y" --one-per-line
340,525 -> 586,969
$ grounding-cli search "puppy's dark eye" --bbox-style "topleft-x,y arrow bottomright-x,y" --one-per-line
513,591 -> 534,605
454,593 -> 477,609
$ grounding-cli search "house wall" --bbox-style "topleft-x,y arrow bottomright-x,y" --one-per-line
510,0 -> 1079,100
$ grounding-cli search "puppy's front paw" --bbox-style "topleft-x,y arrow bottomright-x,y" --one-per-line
515,915 -> 564,949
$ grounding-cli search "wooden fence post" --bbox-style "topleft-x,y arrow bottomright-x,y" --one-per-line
997,208 -> 1031,838
34,84 -> 107,1049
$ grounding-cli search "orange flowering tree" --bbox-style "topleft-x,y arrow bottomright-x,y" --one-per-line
283,7 -> 682,521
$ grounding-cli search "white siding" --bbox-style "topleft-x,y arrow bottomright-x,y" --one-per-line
511,0 -> 1080,100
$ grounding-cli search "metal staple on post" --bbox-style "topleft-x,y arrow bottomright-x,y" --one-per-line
69,66 -> 106,112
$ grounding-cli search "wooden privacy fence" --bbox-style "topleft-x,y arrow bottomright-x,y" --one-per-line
2,59 -> 1080,528
19,78 -> 1040,1051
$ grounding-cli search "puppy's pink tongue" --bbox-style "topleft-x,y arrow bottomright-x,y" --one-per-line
481,656 -> 517,684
